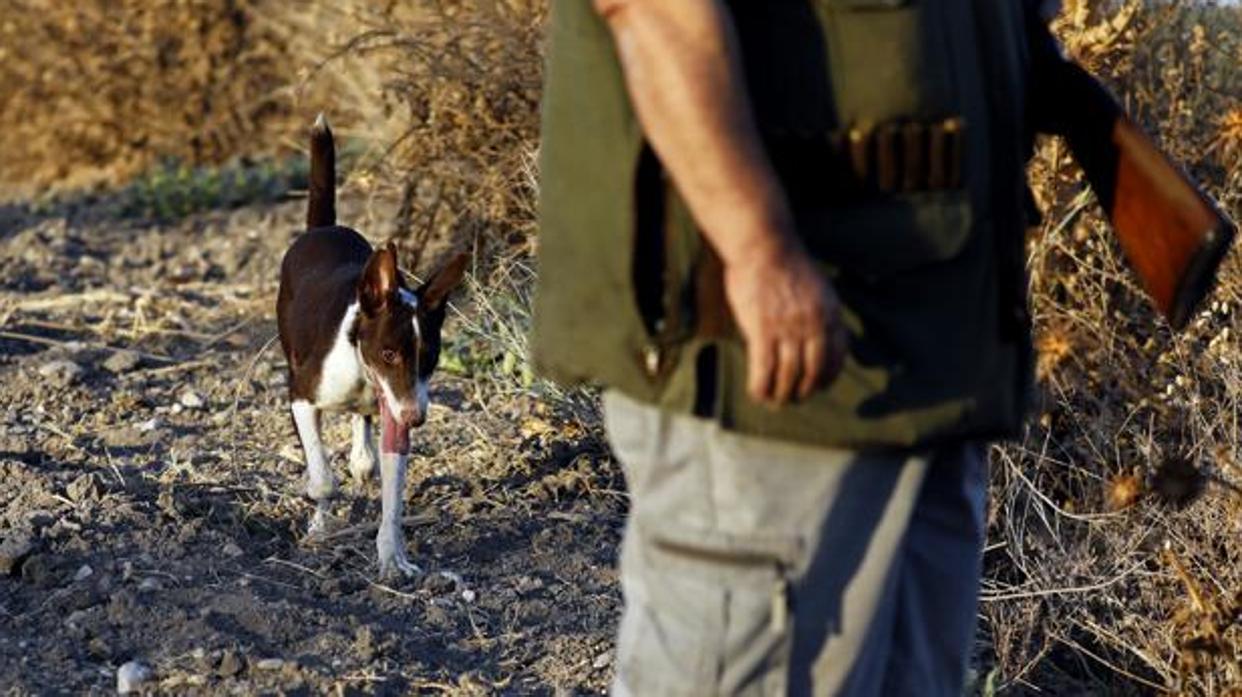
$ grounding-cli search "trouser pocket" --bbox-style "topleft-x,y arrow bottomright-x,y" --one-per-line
615,521 -> 801,696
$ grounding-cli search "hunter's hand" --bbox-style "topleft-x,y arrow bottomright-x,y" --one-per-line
725,241 -> 846,405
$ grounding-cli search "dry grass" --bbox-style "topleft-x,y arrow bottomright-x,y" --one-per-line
1,0 -> 1240,693
316,2 -> 545,244
981,3 -> 1242,693
0,0 -> 307,196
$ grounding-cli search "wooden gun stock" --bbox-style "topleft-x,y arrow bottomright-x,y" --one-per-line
1029,27 -> 1236,330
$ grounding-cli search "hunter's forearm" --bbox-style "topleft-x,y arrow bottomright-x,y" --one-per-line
595,0 -> 798,264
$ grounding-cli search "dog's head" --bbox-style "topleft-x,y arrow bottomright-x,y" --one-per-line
353,242 -> 468,444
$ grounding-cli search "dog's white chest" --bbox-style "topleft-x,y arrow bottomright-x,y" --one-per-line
315,302 -> 373,411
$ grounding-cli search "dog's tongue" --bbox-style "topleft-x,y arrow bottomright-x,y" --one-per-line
378,398 -> 411,455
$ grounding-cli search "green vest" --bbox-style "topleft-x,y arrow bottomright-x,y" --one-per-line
533,0 -> 1035,448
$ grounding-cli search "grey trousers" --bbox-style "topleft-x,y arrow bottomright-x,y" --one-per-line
604,391 -> 988,697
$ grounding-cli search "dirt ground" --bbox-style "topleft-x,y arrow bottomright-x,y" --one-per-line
0,193 -> 625,695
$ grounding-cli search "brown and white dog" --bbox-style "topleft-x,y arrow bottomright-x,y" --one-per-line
277,115 -> 467,578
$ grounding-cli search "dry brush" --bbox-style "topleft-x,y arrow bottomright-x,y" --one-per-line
1,0 -> 1239,693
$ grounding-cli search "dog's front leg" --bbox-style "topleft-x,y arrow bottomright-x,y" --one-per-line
349,414 -> 378,484
291,400 -> 335,537
377,451 -> 419,578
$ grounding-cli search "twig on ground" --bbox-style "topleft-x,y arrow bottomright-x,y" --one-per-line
0,329 -> 177,364
1050,631 -> 1172,693
14,289 -> 132,311
126,359 -> 216,378
365,579 -> 420,601
264,556 -> 327,579
980,559 -> 1149,602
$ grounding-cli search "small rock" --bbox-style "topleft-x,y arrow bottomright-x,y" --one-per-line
423,603 -> 452,629
38,359 -> 84,387
74,564 -> 94,582
44,519 -> 80,541
54,339 -> 89,357
420,572 -> 457,595
190,647 -> 214,673
66,473 -> 104,503
26,510 -> 55,530
66,585 -> 101,611
102,427 -> 150,449
137,577 -> 162,593
0,433 -> 31,455
107,591 -> 138,624
138,418 -> 162,433
117,661 -> 153,694
461,588 -> 477,603
514,575 -> 545,595
87,636 -> 111,660
0,531 -> 34,575
515,599 -> 551,625
254,658 -> 284,671
20,554 -> 59,587
102,350 -> 142,374
64,609 -> 92,628
352,626 -> 377,662
178,391 -> 205,410
318,578 -> 343,597
217,649 -> 244,677
221,542 -> 244,558
592,650 -> 613,670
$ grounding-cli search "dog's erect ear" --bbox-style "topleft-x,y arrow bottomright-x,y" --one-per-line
359,242 -> 401,315
418,251 -> 470,312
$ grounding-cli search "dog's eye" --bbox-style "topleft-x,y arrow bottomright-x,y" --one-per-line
381,349 -> 400,365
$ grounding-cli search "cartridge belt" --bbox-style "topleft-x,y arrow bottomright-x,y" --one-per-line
766,117 -> 966,200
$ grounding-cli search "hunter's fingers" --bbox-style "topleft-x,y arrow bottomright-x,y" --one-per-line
824,321 -> 848,383
798,336 -> 825,400
772,339 -> 803,405
747,336 -> 777,402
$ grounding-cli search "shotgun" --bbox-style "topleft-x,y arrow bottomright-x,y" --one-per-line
1027,22 -> 1236,330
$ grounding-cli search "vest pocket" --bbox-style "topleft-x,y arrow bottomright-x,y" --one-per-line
800,190 -> 974,277
822,0 -> 961,125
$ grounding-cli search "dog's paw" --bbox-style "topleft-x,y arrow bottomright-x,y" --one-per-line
305,507 -> 333,542
377,553 -> 421,581
349,447 -> 378,484
376,536 -> 421,580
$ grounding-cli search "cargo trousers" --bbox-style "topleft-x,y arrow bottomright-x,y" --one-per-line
603,391 -> 989,696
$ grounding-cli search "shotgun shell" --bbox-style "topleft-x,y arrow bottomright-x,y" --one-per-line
876,123 -> 901,193
901,122 -> 928,192
943,117 -> 965,190
928,122 -> 948,190
848,126 -> 873,191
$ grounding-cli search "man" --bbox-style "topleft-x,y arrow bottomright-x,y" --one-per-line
534,1 -> 1048,694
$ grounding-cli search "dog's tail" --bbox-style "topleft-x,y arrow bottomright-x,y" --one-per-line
307,113 -> 336,229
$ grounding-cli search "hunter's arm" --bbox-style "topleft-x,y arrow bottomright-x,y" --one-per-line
594,0 -> 795,264
595,0 -> 844,403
